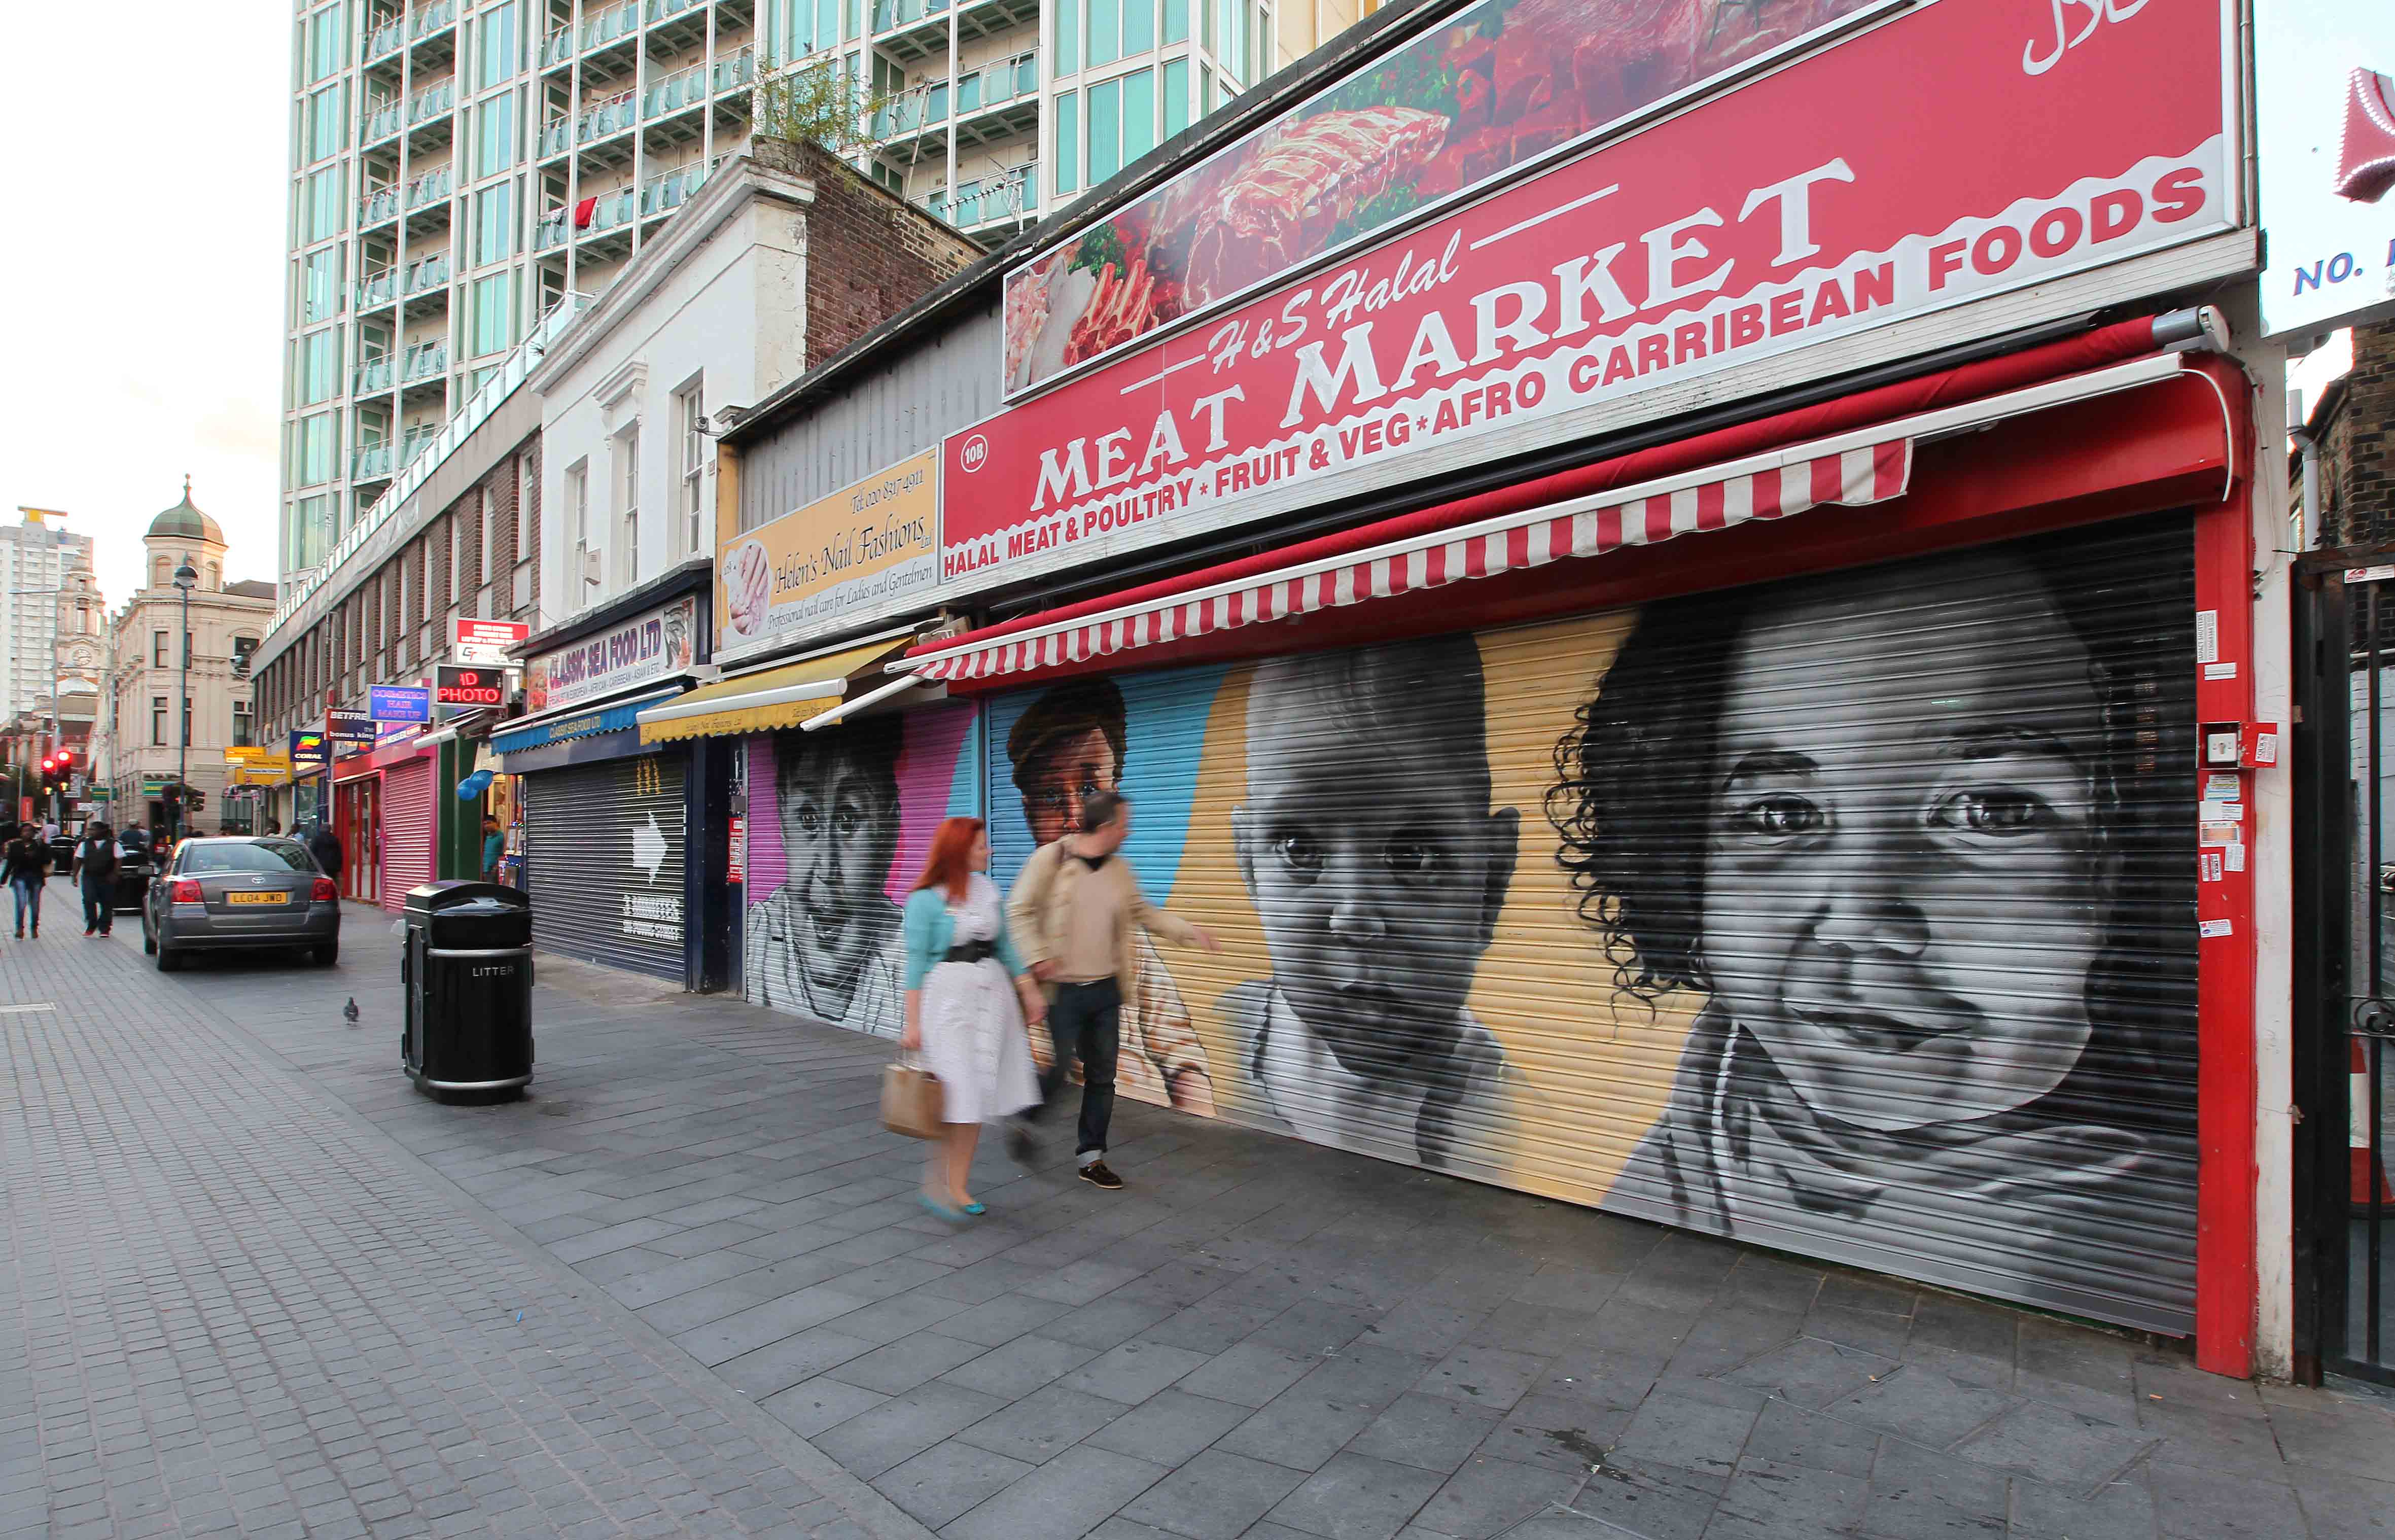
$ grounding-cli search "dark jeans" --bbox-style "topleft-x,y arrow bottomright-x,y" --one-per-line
1033,978 -> 1122,1160
9,877 -> 41,933
82,885 -> 111,933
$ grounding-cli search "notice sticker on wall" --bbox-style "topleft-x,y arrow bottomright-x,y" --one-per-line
2196,609 -> 2218,664
2203,662 -> 2239,681
2200,919 -> 2233,939
2227,842 -> 2246,872
2204,773 -> 2243,802
2202,852 -> 2224,882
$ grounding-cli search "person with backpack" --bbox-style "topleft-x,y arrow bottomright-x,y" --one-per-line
71,821 -> 120,937
3,822 -> 54,939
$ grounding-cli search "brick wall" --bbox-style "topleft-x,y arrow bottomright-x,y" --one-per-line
765,138 -> 980,372
2326,321 -> 2395,549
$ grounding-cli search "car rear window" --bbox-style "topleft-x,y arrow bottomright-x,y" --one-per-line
179,842 -> 317,875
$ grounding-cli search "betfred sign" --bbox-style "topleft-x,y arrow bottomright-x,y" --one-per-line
942,0 -> 2234,584
434,666 -> 508,708
453,618 -> 529,667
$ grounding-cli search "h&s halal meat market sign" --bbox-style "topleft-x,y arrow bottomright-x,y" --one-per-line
940,0 -> 2238,587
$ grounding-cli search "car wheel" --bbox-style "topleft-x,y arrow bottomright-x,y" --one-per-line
312,942 -> 339,967
155,944 -> 182,973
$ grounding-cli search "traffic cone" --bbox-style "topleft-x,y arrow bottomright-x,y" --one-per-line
2352,1037 -> 2395,1212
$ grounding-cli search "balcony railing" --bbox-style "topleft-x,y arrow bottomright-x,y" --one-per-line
576,89 -> 638,144
363,97 -> 402,143
533,206 -> 570,250
538,115 -> 573,157
351,443 -> 395,481
540,25 -> 575,66
714,47 -> 755,92
873,88 -> 942,138
358,185 -> 401,225
644,58 -> 708,118
356,269 -> 399,309
581,0 -> 640,49
958,50 -> 1037,115
406,80 -> 454,126
921,161 -> 1036,228
402,165 -> 452,212
401,251 -> 450,296
639,157 -> 719,217
584,187 -> 637,235
365,13 -> 405,59
411,1 -> 457,39
870,0 -> 950,33
401,424 -> 443,466
354,355 -> 396,395
401,341 -> 448,382
648,0 -> 708,20
268,296 -> 591,638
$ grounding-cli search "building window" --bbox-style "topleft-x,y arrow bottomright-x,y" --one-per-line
477,487 -> 495,594
184,697 -> 193,747
567,460 -> 591,609
468,272 -> 515,357
676,381 -> 706,561
152,697 -> 167,747
615,430 -> 641,588
472,183 -> 516,267
515,454 -> 532,565
153,629 -> 168,667
233,700 -> 254,749
1056,91 -> 1079,193
477,2 -> 519,90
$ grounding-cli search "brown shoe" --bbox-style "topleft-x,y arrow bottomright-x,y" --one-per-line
1078,1161 -> 1123,1191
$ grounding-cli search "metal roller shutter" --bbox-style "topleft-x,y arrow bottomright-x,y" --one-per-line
379,760 -> 434,914
523,753 -> 688,982
984,514 -> 2200,1333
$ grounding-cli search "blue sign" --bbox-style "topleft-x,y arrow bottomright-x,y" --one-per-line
289,730 -> 329,768
369,685 -> 432,723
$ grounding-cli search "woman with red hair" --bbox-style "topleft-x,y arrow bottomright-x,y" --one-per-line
902,817 -> 1047,1217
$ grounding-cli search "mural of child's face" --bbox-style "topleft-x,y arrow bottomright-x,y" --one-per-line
1020,727 -> 1118,847
778,748 -> 900,996
1698,556 -> 2114,1133
1237,723 -> 1518,1084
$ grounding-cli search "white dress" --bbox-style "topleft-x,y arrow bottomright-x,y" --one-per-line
919,875 -> 1040,1125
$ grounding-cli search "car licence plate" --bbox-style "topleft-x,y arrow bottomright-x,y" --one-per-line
226,891 -> 288,905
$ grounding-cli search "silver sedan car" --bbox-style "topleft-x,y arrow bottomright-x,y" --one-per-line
143,836 -> 341,971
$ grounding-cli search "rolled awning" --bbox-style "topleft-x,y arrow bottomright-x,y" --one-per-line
636,636 -> 915,743
902,343 -> 2227,687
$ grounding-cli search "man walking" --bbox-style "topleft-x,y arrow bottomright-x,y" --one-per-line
71,821 -> 118,937
1006,791 -> 1220,1189
4,823 -> 54,938
306,821 -> 344,886
481,816 -> 505,883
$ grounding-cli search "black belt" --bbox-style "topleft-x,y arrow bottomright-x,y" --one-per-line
944,940 -> 996,964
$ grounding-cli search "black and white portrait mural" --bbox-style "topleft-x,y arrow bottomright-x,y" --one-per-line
973,516 -> 2199,1333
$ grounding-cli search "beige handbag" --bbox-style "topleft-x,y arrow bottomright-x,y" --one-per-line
880,1055 -> 944,1139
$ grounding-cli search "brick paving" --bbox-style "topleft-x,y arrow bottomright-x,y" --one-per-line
8,879 -> 2395,1538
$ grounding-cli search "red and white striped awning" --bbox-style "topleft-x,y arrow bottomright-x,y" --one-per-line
907,439 -> 1911,684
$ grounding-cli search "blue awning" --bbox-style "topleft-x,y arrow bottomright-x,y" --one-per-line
490,686 -> 683,756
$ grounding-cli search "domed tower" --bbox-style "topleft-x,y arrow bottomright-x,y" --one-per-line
145,476 -> 228,593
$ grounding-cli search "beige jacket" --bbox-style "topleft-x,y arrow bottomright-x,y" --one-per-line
1005,839 -> 1200,1013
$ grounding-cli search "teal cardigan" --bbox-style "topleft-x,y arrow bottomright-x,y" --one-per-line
901,886 -> 1031,991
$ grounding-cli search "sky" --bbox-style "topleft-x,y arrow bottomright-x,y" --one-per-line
0,2 -> 289,607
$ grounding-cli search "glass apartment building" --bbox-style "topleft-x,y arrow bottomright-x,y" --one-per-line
281,0 -> 1359,586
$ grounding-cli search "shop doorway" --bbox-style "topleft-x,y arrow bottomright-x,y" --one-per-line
337,777 -> 381,906
2296,555 -> 2395,1386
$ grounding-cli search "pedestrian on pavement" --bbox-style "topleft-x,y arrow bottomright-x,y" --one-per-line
71,821 -> 119,937
480,816 -> 505,883
1006,790 -> 1221,1189
265,819 -> 281,836
4,823 -> 54,938
306,820 -> 343,883
901,817 -> 1047,1219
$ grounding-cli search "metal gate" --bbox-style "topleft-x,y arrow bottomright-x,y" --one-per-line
379,759 -> 434,913
522,752 -> 688,983
2296,554 -> 2395,1386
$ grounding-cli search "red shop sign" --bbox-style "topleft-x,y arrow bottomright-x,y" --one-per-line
942,0 -> 2234,585
434,666 -> 508,708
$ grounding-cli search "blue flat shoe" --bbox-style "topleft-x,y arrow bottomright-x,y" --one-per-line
961,1201 -> 987,1216
919,1193 -> 968,1221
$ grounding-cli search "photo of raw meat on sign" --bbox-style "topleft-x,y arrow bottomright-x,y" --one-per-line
1004,0 -> 1874,393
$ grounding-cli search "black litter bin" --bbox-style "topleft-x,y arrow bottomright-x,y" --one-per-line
402,881 -> 534,1099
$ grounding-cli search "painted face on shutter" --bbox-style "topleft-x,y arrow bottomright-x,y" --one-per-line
778,744 -> 901,997
1020,727 -> 1118,848
1236,644 -> 1518,1084
1699,554 -> 2114,1133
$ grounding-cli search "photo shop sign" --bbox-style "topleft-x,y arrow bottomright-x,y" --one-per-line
716,449 -> 940,663
942,0 -> 2234,584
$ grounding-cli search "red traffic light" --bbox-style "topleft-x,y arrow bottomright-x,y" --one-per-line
55,748 -> 72,764
40,758 -> 54,773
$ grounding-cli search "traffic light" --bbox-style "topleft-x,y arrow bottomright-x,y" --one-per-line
55,748 -> 72,767
186,787 -> 205,814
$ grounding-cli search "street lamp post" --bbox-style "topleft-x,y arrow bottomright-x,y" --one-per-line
172,556 -> 196,841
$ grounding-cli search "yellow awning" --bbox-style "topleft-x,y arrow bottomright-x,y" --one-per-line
637,636 -> 914,744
